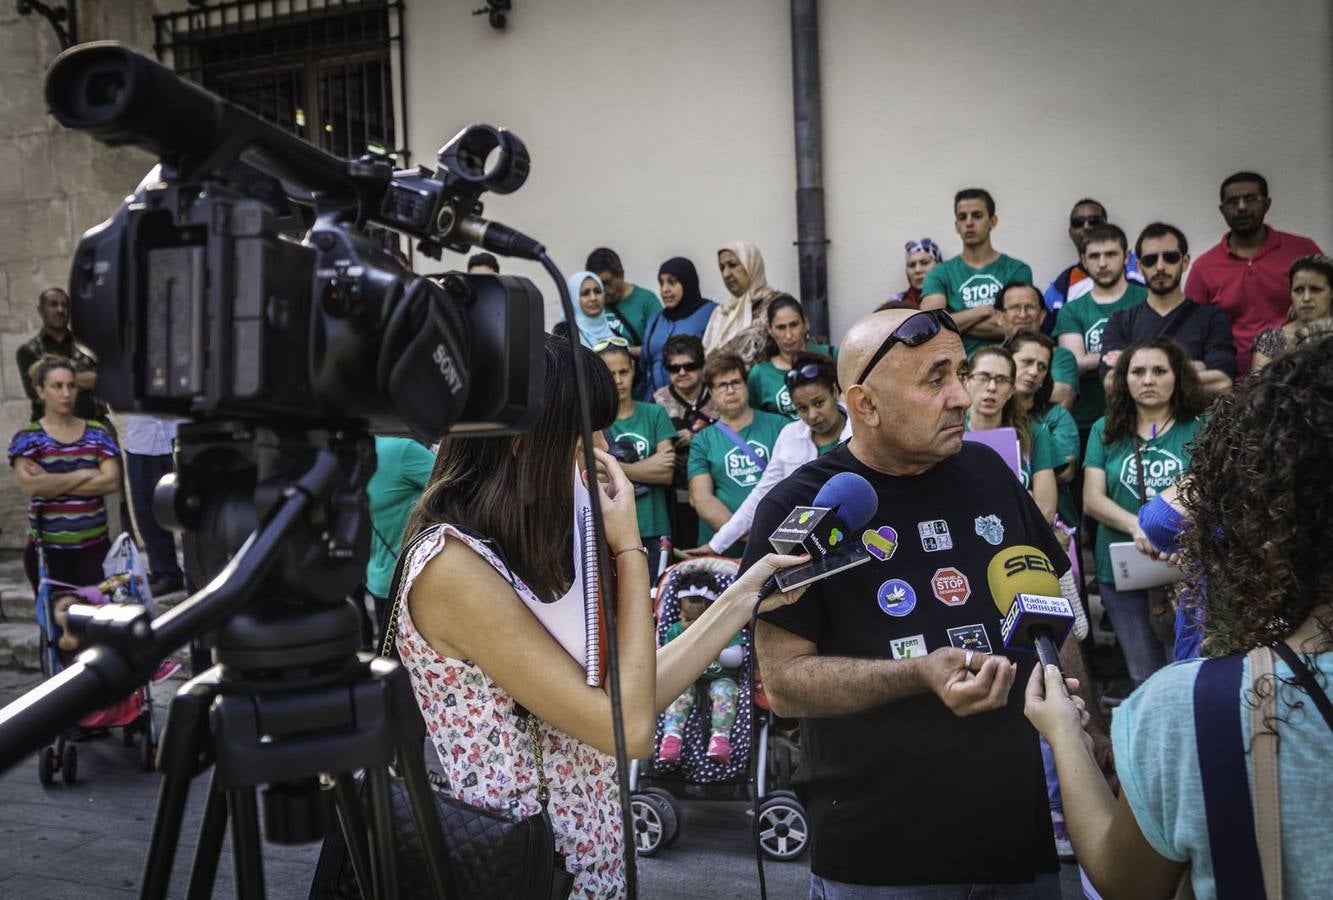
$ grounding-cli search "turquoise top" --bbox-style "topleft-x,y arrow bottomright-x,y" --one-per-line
1112,654 -> 1333,900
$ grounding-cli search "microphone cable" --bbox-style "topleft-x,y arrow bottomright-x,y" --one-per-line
538,250 -> 640,899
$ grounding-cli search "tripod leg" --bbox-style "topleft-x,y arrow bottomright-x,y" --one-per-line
365,767 -> 400,899
140,678 -> 219,900
226,787 -> 266,900
330,773 -> 375,897
184,769 -> 229,900
384,665 -> 453,900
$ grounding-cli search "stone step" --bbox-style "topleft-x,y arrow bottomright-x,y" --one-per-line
0,623 -> 40,670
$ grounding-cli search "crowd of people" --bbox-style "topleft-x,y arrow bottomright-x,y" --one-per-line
8,167 -> 1331,900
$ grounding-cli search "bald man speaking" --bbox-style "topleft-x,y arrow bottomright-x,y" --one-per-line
744,309 -> 1069,897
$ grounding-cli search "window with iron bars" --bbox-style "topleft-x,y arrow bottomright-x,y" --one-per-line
153,0 -> 407,165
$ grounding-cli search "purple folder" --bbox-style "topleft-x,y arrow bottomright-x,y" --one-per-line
963,427 -> 1022,481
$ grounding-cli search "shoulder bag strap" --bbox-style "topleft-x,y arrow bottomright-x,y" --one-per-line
1270,640 -> 1333,731
1247,647 -> 1282,900
1161,300 -> 1199,341
713,421 -> 767,472
1193,654 -> 1267,900
1131,438 -> 1149,506
378,525 -> 446,659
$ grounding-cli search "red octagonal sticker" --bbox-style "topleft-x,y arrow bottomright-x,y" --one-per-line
931,567 -> 971,607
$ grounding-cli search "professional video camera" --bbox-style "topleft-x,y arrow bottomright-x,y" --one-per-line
48,41 -> 544,438
0,42 -> 630,900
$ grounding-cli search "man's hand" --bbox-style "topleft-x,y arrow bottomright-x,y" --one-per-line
677,544 -> 713,559
919,648 -> 1018,717
1103,349 -> 1122,369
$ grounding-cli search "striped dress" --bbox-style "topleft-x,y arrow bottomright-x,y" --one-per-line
7,420 -> 119,549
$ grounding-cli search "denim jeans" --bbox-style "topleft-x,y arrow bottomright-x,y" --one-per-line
1097,582 -> 1169,685
125,452 -> 183,583
809,873 -> 1062,899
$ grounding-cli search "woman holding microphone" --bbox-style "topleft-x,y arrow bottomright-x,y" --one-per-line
395,337 -> 806,898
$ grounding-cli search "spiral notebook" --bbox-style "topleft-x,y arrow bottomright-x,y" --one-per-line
519,468 -> 609,686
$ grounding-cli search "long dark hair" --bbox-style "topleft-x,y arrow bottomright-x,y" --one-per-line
761,294 -> 805,360
405,337 -> 618,599
1102,338 -> 1209,445
1003,331 -> 1056,415
1179,336 -> 1333,657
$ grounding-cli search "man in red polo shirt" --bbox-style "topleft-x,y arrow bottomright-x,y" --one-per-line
1185,171 -> 1323,375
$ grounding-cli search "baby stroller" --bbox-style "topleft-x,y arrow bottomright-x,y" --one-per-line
627,556 -> 809,861
33,536 -> 160,785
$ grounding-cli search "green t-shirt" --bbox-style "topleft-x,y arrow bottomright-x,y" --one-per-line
1051,345 -> 1079,390
1083,416 -> 1203,584
746,341 -> 838,419
1053,284 -> 1148,430
366,436 -> 436,598
1020,421 -> 1061,492
686,411 -> 787,554
1033,404 -> 1080,527
921,254 -> 1033,355
664,620 -> 744,681
606,284 -> 662,345
609,402 -> 676,538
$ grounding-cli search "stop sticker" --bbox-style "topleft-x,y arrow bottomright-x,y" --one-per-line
931,567 -> 971,607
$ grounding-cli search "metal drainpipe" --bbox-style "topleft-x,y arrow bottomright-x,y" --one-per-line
790,0 -> 829,339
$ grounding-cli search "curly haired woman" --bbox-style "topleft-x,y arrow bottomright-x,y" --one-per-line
1027,336 -> 1333,900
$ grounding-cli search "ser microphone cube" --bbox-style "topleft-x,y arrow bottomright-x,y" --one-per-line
767,506 -> 849,558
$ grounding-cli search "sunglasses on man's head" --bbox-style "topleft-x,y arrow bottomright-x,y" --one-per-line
855,310 -> 960,386
666,361 -> 701,374
1070,215 -> 1105,228
592,336 -> 630,352
784,363 -> 830,387
1139,251 -> 1183,268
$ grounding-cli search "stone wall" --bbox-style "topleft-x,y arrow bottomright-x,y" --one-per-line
0,2 -> 165,548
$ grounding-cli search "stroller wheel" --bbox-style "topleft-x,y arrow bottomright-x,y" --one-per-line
60,744 -> 77,785
629,794 -> 669,857
139,737 -> 157,773
641,788 -> 681,847
757,795 -> 809,861
37,745 -> 57,785
122,725 -> 136,747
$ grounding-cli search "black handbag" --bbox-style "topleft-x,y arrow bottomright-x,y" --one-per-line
309,526 -> 574,900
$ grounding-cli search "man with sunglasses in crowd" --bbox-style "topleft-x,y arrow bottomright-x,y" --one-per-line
1101,223 -> 1236,396
1184,171 -> 1323,376
651,334 -> 719,548
747,308 -> 1072,897
1042,199 -> 1144,329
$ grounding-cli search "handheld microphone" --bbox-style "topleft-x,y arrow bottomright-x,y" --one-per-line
758,472 -> 881,600
985,546 -> 1074,671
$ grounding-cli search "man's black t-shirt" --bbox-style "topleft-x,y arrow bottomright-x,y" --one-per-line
1099,299 -> 1236,378
744,442 -> 1067,886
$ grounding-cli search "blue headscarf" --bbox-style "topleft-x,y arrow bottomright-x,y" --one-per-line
904,238 -> 943,263
566,270 -> 616,348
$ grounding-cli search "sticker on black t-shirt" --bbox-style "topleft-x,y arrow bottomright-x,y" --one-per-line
946,623 -> 992,653
889,633 -> 927,659
931,567 -> 972,607
974,514 -> 1005,545
917,519 -> 952,551
862,525 -> 899,560
876,578 -> 917,617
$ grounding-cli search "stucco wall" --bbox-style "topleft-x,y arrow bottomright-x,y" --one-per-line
403,0 -> 1333,339
0,2 -> 160,547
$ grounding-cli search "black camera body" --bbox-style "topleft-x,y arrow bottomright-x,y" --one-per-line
49,42 -> 544,440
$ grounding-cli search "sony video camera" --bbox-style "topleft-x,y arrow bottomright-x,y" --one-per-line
45,42 -> 545,439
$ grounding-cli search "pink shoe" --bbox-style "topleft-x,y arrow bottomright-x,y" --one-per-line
658,733 -> 683,763
706,733 -> 731,762
152,659 -> 182,684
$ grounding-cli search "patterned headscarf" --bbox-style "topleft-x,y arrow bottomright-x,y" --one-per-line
904,238 -> 944,263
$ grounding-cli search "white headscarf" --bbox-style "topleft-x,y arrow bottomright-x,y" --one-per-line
703,240 -> 779,354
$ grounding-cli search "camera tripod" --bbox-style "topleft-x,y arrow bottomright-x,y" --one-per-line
0,423 -> 453,900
